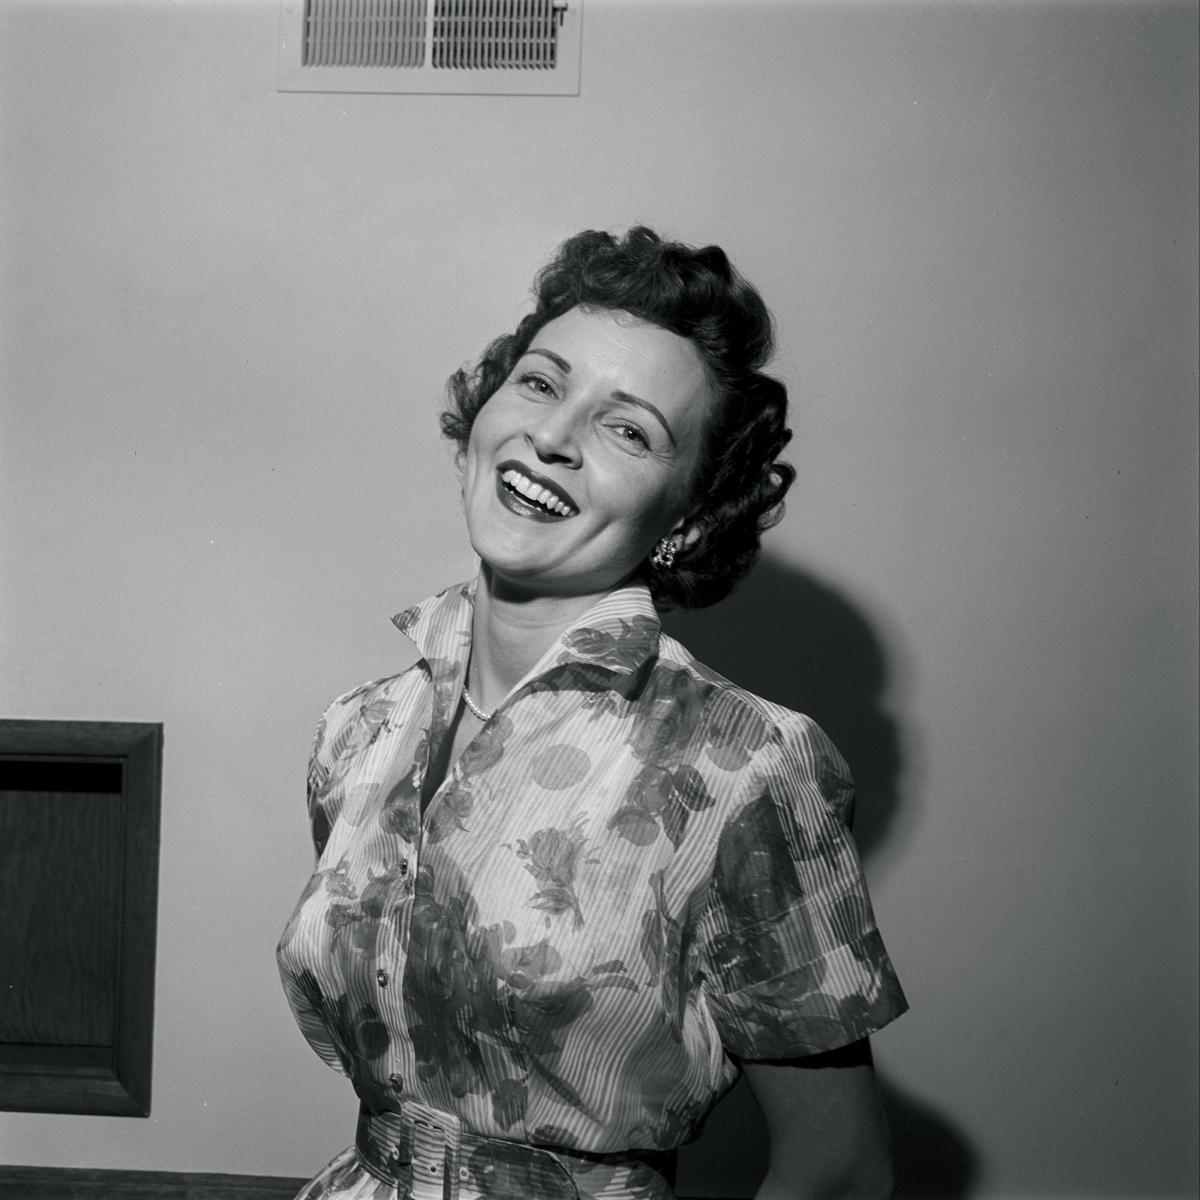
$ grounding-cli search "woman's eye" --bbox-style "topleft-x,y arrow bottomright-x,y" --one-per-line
612,422 -> 650,449
517,372 -> 556,397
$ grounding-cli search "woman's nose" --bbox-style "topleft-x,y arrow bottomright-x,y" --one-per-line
525,406 -> 582,467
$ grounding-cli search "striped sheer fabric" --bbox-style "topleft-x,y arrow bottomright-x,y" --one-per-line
300,0 -> 563,70
277,575 -> 907,1188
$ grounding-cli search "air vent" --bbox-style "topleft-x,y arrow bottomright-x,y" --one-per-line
302,0 -> 427,68
278,0 -> 582,95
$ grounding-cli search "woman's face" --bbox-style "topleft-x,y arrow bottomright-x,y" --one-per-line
462,306 -> 711,599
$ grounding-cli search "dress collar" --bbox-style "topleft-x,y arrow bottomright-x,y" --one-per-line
391,580 -> 476,674
391,576 -> 662,702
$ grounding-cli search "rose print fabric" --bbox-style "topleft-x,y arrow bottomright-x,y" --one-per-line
277,579 -> 906,1196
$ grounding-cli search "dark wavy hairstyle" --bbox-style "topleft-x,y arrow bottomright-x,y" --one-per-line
441,226 -> 795,610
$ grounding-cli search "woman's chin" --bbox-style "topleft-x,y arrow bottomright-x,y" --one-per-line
478,560 -> 642,605
469,526 -> 641,598
471,550 -> 556,590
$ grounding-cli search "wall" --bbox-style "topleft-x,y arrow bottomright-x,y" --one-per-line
1,1 -> 1196,1197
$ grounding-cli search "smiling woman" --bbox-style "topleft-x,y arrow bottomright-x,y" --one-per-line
462,308 -> 711,602
276,228 -> 907,1200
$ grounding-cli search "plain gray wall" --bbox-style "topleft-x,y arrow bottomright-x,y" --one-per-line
1,2 -> 1196,1198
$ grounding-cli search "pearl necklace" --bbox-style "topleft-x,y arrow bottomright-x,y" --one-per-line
461,686 -> 492,722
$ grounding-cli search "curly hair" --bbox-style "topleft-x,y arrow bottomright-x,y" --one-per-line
441,227 -> 795,610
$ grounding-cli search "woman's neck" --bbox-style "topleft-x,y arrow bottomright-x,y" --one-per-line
466,565 -> 616,712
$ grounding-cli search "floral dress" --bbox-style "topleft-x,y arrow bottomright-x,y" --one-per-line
277,579 -> 907,1200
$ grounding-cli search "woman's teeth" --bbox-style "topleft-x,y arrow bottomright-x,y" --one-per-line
500,469 -> 576,516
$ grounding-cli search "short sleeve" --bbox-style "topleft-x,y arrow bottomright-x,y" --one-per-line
305,679 -> 385,861
697,713 -> 907,1059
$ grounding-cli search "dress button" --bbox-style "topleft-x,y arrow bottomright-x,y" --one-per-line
376,968 -> 388,988
398,858 -> 408,876
458,1166 -> 470,1182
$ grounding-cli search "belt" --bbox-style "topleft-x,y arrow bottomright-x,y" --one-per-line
355,1102 -> 673,1200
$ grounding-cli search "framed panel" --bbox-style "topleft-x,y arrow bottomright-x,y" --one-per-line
0,720 -> 163,1116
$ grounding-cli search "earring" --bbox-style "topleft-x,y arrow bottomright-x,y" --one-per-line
651,538 -> 677,570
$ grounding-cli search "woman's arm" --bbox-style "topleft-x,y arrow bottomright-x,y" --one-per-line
744,1039 -> 895,1200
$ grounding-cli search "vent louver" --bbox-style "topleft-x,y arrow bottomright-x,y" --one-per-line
278,0 -> 581,94
432,0 -> 562,70
302,0 -> 427,68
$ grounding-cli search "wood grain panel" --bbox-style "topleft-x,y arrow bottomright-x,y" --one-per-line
0,721 -> 162,1115
0,791 -> 122,1047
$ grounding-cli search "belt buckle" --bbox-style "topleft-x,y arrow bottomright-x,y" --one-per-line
404,1100 -> 465,1200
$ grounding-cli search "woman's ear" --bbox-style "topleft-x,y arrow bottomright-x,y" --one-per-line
669,518 -> 702,552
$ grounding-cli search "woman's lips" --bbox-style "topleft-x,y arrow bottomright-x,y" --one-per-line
495,472 -> 566,522
495,461 -> 578,519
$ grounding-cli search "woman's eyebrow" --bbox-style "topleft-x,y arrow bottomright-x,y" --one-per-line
524,348 -> 677,447
611,390 -> 677,448
525,348 -> 572,374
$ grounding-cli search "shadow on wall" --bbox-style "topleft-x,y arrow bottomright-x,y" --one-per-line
663,555 -> 902,859
677,1073 -> 979,1200
665,556 -> 979,1199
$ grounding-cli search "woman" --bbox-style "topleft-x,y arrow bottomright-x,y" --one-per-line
278,228 -> 907,1200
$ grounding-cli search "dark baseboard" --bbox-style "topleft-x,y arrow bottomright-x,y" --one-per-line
0,1167 -> 307,1199
0,1165 -> 726,1199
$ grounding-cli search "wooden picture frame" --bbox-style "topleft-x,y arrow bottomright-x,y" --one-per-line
0,719 -> 163,1116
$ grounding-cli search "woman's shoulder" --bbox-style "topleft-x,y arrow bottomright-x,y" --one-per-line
655,630 -> 827,739
654,630 -> 853,802
323,666 -> 420,715
310,663 -> 425,751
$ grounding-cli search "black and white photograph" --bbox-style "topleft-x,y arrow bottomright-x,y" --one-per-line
1,2 -> 1196,1198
